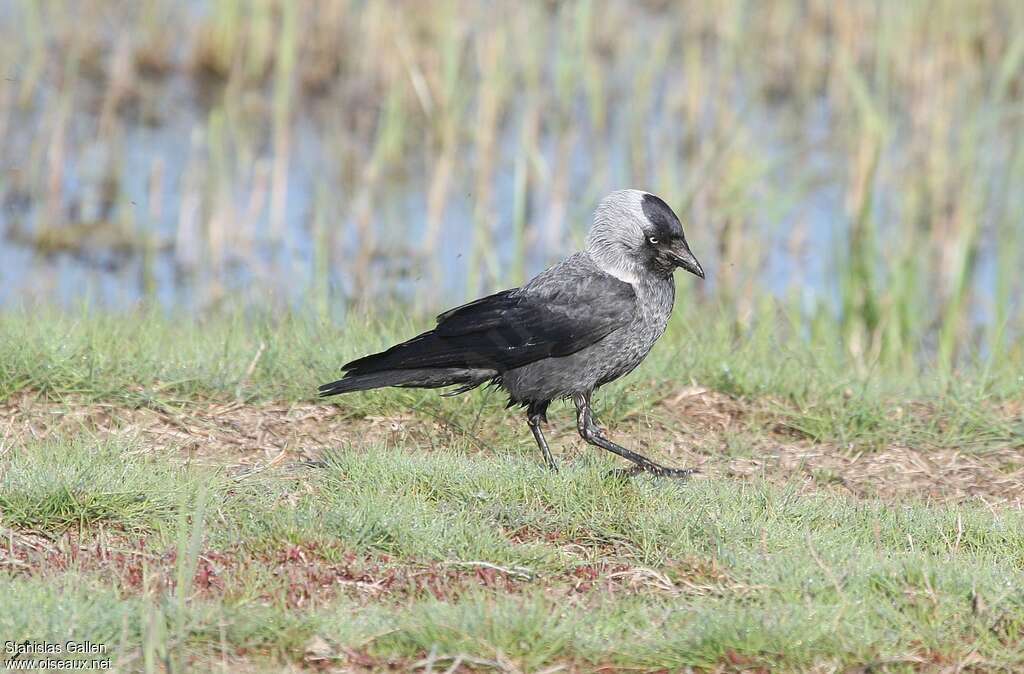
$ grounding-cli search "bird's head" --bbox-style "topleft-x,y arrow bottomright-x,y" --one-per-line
586,189 -> 705,283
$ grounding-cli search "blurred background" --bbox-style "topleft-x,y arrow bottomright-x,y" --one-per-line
1,0 -> 1023,368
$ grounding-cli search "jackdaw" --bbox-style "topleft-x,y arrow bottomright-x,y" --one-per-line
319,189 -> 705,476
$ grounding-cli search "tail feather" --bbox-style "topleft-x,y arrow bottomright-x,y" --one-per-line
318,367 -> 492,397
321,302 -> 520,398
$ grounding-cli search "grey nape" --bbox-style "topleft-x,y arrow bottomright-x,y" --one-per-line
319,189 -> 705,477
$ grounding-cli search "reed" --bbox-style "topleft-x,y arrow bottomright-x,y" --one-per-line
0,0 -> 1020,371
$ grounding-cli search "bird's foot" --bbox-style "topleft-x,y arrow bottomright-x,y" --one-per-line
607,463 -> 696,480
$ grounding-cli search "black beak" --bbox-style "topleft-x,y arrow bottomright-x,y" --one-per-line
667,244 -> 705,279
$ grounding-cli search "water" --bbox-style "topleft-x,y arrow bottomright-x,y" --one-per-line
0,0 -> 1019,347
0,81 -> 827,309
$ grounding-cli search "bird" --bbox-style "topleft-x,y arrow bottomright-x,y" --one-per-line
319,189 -> 705,477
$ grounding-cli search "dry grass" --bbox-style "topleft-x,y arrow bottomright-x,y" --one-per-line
5,388 -> 1023,507
5,394 -> 1024,670
1,313 -> 1021,669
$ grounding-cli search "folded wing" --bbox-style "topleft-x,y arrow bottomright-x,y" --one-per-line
340,269 -> 636,377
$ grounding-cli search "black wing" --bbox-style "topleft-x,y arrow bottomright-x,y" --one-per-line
342,265 -> 636,375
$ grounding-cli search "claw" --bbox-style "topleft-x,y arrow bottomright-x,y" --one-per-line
607,464 -> 695,480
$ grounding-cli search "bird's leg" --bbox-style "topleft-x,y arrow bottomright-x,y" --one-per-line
573,393 -> 694,479
527,404 -> 557,471
528,415 -> 557,471
586,408 -> 607,436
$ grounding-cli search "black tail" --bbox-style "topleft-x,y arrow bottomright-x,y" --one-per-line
318,367 -> 489,397
320,292 -> 525,398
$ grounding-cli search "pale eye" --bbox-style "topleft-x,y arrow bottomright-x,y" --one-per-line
648,236 -> 659,245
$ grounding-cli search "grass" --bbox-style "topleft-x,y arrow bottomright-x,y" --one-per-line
3,432 -> 1024,670
0,302 -> 1020,451
0,308 -> 1022,670
0,435 -> 207,530
4,0 -> 1024,669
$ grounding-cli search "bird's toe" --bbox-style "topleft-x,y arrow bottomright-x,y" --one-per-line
605,465 -> 644,481
656,466 -> 696,479
606,464 -> 696,480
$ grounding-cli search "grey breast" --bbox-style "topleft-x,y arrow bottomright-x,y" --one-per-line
591,274 -> 675,388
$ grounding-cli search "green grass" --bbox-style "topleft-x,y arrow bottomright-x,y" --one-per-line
0,307 -> 1021,670
4,0 -> 1024,668
3,435 -> 1024,670
1,303 -> 1021,454
0,435 -> 211,531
